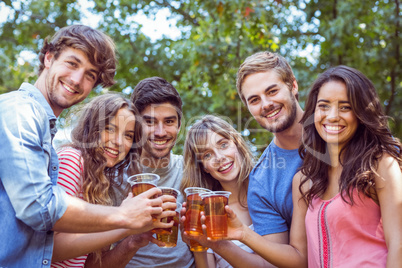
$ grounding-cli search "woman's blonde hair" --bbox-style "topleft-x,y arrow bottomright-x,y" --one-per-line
180,115 -> 254,207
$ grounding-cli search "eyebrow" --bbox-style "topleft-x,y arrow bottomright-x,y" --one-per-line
317,99 -> 350,104
142,115 -> 178,121
246,84 -> 277,102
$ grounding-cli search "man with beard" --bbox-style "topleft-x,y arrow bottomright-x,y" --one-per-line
0,26 -> 170,267
235,51 -> 304,265
89,77 -> 195,268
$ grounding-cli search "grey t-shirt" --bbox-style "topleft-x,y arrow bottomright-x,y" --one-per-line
124,153 -> 195,268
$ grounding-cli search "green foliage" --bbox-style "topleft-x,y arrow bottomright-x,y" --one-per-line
0,0 -> 400,156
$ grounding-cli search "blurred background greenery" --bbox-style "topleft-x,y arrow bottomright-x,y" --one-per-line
0,0 -> 400,156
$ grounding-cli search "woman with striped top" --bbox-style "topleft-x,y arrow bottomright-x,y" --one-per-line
51,93 -> 170,268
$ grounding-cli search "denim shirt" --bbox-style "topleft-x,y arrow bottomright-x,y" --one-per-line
0,83 -> 69,267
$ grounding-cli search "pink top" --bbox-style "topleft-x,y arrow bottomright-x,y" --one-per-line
305,190 -> 387,268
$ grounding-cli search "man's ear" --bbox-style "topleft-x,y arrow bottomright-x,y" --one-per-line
44,52 -> 54,69
291,79 -> 299,95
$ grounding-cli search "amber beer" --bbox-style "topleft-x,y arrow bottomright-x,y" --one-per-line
183,187 -> 211,236
200,191 -> 231,240
184,187 -> 211,252
156,203 -> 181,247
131,182 -> 155,196
153,187 -> 180,235
127,173 -> 160,196
189,239 -> 207,252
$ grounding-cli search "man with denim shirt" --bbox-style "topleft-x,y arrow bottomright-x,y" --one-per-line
0,25 -> 169,267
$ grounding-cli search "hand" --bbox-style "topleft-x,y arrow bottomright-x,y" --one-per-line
200,205 -> 247,242
119,188 -> 164,232
121,232 -> 157,251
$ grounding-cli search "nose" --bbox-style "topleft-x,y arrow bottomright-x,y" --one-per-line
111,132 -> 123,147
261,96 -> 274,111
214,150 -> 225,164
154,122 -> 167,137
70,69 -> 85,85
327,106 -> 340,121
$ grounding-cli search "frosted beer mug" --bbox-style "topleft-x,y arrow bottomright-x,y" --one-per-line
127,173 -> 160,196
156,203 -> 181,248
200,191 -> 231,240
153,187 -> 180,235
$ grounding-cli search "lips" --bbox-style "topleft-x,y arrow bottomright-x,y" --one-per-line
324,125 -> 345,133
264,107 -> 281,119
104,147 -> 119,158
153,140 -> 168,145
218,161 -> 233,173
61,81 -> 78,94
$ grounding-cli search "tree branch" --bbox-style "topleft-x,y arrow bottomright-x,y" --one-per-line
385,0 -> 400,115
155,0 -> 200,27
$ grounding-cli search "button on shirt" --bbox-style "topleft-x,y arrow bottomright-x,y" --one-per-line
0,83 -> 69,267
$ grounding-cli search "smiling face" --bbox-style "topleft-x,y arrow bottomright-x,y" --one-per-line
141,102 -> 180,162
100,107 -> 136,168
241,70 -> 298,133
314,80 -> 359,151
200,130 -> 241,185
41,47 -> 99,116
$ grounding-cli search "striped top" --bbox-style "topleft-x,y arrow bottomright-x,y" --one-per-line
51,147 -> 87,268
305,190 -> 387,268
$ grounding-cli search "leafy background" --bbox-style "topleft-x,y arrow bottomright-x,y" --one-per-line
0,0 -> 400,156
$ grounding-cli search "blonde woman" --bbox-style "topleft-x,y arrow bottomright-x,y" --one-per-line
180,115 -> 272,267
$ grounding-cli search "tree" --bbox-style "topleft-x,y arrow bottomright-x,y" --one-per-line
1,0 -> 400,156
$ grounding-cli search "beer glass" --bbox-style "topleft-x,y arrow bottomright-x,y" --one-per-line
127,173 -> 159,196
183,187 -> 211,236
189,239 -> 207,252
153,187 -> 180,235
200,191 -> 231,240
156,203 -> 181,248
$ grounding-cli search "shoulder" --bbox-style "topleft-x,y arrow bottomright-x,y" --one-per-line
170,153 -> 184,168
58,147 -> 82,157
292,171 -> 310,194
58,147 -> 83,167
375,153 -> 401,187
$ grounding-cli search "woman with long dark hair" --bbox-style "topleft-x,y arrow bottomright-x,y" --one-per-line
51,93 -> 172,268
214,66 -> 401,267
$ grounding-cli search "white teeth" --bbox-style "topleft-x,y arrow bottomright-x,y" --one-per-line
325,125 -> 343,131
153,140 -> 167,145
62,82 -> 76,93
266,108 -> 280,118
219,162 -> 232,172
105,148 -> 118,155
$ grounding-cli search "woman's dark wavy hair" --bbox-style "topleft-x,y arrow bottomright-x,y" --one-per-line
299,65 -> 402,205
68,93 -> 144,206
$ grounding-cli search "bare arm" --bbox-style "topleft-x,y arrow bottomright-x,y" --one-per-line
53,188 -> 175,233
375,154 -> 402,267
223,172 -> 308,268
52,193 -> 176,262
181,204 -> 282,268
84,232 -> 161,268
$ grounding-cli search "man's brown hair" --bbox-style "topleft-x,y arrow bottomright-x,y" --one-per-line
236,51 -> 296,104
38,25 -> 117,88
